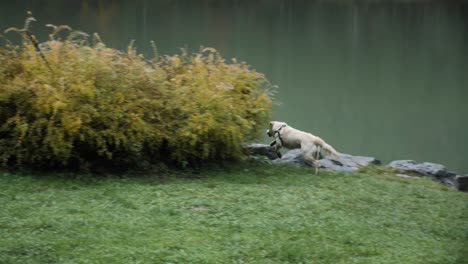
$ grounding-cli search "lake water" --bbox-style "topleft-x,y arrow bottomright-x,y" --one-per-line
1,1 -> 467,173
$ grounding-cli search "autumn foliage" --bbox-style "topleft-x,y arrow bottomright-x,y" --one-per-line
0,21 -> 273,171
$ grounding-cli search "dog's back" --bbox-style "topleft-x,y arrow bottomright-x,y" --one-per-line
285,127 -> 339,157
280,127 -> 307,149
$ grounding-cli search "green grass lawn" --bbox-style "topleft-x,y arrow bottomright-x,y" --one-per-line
0,163 -> 467,264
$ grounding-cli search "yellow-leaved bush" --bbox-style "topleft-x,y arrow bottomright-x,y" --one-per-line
0,31 -> 273,171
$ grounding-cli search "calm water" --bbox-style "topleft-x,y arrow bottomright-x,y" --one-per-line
1,1 -> 467,173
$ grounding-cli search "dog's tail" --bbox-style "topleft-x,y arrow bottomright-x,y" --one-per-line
315,137 -> 340,158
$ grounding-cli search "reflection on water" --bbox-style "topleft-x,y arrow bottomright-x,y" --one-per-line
1,0 -> 467,172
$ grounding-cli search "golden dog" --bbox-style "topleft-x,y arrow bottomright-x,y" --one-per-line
267,121 -> 339,174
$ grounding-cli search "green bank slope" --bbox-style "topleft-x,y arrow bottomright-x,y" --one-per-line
0,164 -> 467,263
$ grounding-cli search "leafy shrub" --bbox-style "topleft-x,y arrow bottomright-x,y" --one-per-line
0,18 -> 273,171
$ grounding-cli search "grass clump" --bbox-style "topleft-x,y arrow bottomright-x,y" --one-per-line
0,16 -> 273,171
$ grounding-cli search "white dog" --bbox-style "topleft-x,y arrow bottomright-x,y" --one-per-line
266,121 -> 339,174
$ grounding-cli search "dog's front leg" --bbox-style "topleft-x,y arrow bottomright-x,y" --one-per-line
276,150 -> 282,159
273,137 -> 283,159
274,144 -> 282,159
269,140 -> 282,158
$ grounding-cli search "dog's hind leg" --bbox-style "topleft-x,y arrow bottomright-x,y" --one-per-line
302,144 -> 320,174
314,145 -> 321,175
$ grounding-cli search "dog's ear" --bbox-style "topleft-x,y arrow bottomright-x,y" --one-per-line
270,121 -> 285,131
270,121 -> 278,130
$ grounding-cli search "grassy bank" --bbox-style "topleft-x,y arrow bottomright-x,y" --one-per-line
0,163 -> 467,263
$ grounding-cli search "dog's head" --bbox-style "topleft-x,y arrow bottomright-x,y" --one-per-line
266,121 -> 287,137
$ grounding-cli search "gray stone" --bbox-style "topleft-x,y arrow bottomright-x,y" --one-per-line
316,158 -> 356,172
334,153 -> 381,168
456,175 -> 468,192
388,160 -> 455,178
245,144 -> 467,191
272,149 -> 306,165
244,143 -> 279,160
388,160 -> 458,187
272,149 -> 380,172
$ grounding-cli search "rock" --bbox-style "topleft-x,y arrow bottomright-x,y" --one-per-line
456,175 -> 468,192
388,160 -> 457,187
316,158 -> 356,172
272,149 -> 306,165
244,143 -> 279,160
388,160 -> 453,177
272,149 -> 380,172
387,160 -> 456,178
245,145 -> 467,192
334,153 -> 381,168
